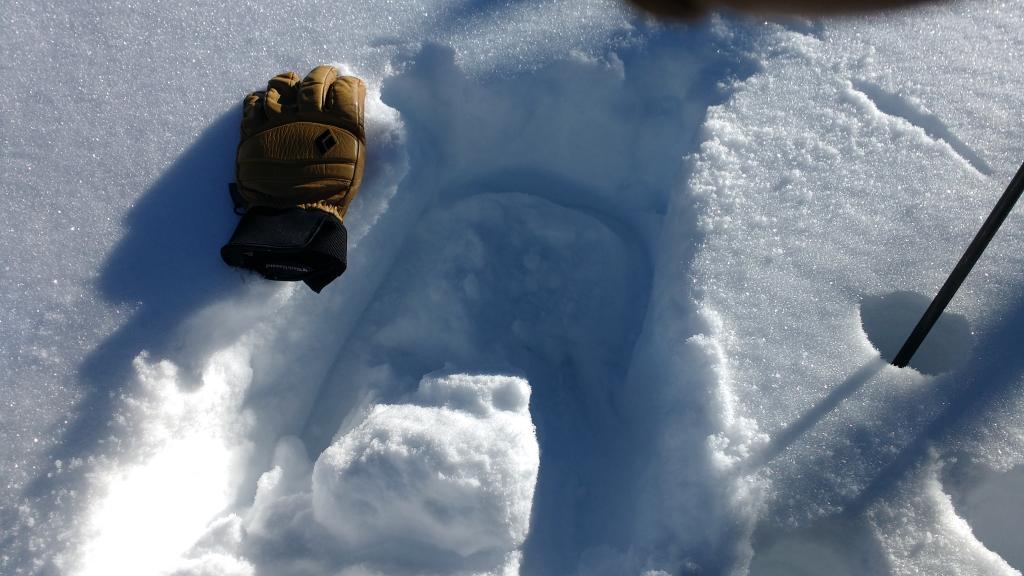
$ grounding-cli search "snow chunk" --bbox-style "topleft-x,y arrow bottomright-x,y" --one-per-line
416,372 -> 531,417
311,374 -> 538,562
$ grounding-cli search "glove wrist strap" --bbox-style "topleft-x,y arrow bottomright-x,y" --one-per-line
221,207 -> 347,293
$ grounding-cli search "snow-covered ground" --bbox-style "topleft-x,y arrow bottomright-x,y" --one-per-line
4,1 -> 1024,574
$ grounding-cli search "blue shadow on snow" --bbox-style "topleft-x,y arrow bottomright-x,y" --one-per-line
30,110 -> 243,497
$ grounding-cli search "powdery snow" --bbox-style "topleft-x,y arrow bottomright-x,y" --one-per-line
3,1 -> 1024,575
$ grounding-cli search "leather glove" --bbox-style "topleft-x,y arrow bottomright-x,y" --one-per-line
222,65 -> 367,292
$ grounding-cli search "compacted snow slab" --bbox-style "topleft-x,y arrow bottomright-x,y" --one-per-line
312,374 -> 539,573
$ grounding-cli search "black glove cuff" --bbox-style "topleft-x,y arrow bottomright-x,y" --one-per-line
221,207 -> 347,293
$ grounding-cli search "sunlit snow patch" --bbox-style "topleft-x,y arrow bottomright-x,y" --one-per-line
76,347 -> 255,576
312,373 -> 539,572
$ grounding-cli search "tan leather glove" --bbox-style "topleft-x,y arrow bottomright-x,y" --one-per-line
222,66 -> 366,293
237,65 -> 366,221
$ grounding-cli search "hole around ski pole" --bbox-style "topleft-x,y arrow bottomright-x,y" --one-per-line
859,291 -> 974,375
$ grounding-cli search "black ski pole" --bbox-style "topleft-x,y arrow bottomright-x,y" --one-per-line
892,160 -> 1024,368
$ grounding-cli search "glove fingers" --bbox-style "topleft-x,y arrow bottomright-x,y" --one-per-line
300,65 -> 338,113
264,71 -> 300,118
329,76 -> 366,139
241,91 -> 266,136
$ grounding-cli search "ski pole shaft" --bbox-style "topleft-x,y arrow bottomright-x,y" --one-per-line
892,160 -> 1024,368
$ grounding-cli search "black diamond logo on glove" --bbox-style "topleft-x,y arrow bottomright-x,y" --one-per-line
315,130 -> 337,156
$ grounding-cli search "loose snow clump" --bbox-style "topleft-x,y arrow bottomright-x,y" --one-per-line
312,374 -> 538,562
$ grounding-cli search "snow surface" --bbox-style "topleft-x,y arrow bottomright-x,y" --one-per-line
4,0 -> 1024,575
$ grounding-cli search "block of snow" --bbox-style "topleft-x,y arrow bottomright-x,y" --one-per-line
311,374 -> 538,563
